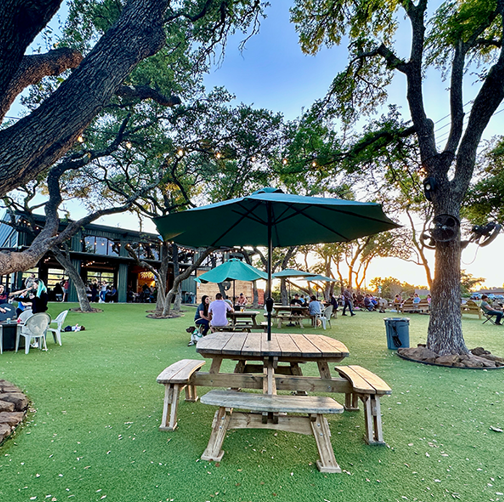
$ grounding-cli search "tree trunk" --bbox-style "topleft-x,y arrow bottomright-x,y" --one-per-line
161,247 -> 215,317
280,278 -> 288,305
51,246 -> 93,312
427,238 -> 468,355
252,281 -> 259,308
171,243 -> 181,313
154,241 -> 170,314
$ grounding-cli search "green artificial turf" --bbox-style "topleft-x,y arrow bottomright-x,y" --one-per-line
1,303 -> 504,502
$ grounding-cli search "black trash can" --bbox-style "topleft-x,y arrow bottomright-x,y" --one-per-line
384,317 -> 410,350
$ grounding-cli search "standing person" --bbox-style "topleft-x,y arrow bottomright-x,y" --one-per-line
24,273 -> 36,290
330,294 -> 338,313
193,295 -> 211,340
209,293 -> 234,331
342,288 -> 356,316
62,278 -> 69,302
91,281 -> 98,302
100,281 -> 107,303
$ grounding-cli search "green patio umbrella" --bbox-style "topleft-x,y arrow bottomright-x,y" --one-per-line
272,268 -> 316,302
153,187 -> 399,339
272,268 -> 315,279
194,258 -> 267,304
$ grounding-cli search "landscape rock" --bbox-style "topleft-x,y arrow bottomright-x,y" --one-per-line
2,393 -> 29,411
471,347 -> 491,356
0,381 -> 28,447
436,355 -> 460,366
0,412 -> 25,427
398,346 -> 438,362
0,400 -> 15,412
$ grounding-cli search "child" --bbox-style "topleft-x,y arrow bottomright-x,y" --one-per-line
186,326 -> 202,346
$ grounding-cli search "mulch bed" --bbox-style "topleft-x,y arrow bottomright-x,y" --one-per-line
69,308 -> 103,313
397,344 -> 504,369
146,313 -> 183,319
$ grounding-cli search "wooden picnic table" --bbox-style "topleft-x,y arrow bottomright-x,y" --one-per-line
195,331 -> 350,471
227,310 -> 261,329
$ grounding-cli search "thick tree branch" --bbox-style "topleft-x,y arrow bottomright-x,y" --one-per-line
0,48 -> 83,121
0,0 -> 170,198
115,85 -> 181,106
0,0 -> 63,98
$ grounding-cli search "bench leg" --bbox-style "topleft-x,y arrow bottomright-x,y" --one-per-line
184,383 -> 199,403
201,407 -> 232,462
159,384 -> 182,431
311,414 -> 341,473
344,392 -> 360,411
361,395 -> 385,445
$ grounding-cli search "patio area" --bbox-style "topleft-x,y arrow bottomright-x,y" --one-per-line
1,302 -> 503,501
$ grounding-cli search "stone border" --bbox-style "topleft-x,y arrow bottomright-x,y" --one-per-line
396,351 -> 504,370
396,345 -> 504,369
0,380 -> 29,445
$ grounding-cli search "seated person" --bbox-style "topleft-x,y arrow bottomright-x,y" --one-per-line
393,294 -> 403,307
308,295 -> 323,324
194,295 -> 211,338
236,293 -> 247,307
363,294 -> 374,311
209,293 -> 234,331
290,293 -> 304,315
413,293 -> 421,305
481,295 -> 503,325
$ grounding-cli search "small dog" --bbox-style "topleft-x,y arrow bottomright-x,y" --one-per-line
186,326 -> 201,346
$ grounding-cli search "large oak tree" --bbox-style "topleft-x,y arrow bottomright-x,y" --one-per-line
291,0 -> 504,355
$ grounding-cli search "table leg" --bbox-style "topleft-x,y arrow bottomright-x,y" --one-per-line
317,361 -> 332,379
209,357 -> 223,374
263,359 -> 277,395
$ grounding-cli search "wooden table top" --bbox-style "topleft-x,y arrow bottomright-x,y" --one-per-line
229,310 -> 260,317
196,332 -> 349,360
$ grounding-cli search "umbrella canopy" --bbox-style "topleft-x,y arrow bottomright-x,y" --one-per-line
154,187 -> 399,338
304,274 -> 338,282
195,258 -> 267,283
272,268 -> 315,279
154,187 -> 398,248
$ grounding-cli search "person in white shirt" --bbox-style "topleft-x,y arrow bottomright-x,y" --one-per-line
209,293 -> 234,331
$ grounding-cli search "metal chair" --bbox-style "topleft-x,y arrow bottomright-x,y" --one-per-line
47,310 -> 69,346
16,313 -> 51,354
481,308 -> 497,325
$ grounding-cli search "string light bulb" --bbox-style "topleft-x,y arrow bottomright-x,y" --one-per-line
125,141 -> 132,149
77,135 -> 84,143
177,148 -> 184,157
282,158 -> 288,165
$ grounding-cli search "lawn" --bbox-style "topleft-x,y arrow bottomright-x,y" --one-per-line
1,303 -> 504,502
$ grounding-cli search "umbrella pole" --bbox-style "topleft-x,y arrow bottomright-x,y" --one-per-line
266,203 -> 274,341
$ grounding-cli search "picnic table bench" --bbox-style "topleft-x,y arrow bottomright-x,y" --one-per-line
200,390 -> 344,473
461,299 -> 482,319
400,298 -> 429,314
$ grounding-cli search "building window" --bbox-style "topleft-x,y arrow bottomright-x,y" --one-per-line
82,236 -> 120,256
86,271 -> 115,285
47,268 -> 67,289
